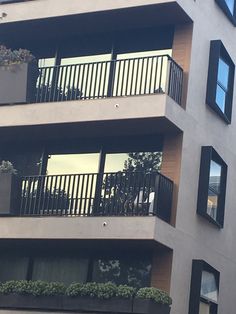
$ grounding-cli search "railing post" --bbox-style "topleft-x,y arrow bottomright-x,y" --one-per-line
153,173 -> 160,216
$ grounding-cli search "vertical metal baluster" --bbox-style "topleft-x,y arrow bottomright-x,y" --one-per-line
55,175 -> 62,213
40,175 -> 48,215
125,59 -> 131,96
114,60 -> 121,97
60,175 -> 67,216
149,57 -> 154,94
40,68 -> 47,103
66,65 -> 73,101
158,57 -> 163,92
129,59 -> 135,95
93,63 -> 98,98
65,175 -> 71,216
46,176 -> 54,215
62,66 -> 69,101
144,57 -> 149,94
51,175 -> 58,215
36,68 -> 43,103
89,63 -> 94,99
69,175 -> 76,216
20,178 -> 27,215
87,174 -> 95,216
80,64 -> 85,100
47,67 -> 54,101
153,56 -> 159,93
74,175 -> 80,215
24,177 -> 32,215
79,174 -> 85,215
139,58 -> 144,94
97,62 -> 103,98
83,174 -> 90,215
29,177 -> 36,215
52,65 -> 59,102
121,60 -> 126,96
102,62 -> 108,97
57,66 -> 64,101
134,59 -> 140,96
85,63 -> 90,99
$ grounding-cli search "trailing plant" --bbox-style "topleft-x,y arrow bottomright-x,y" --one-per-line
0,160 -> 17,175
136,287 -> 172,305
0,280 -> 171,305
0,45 -> 36,66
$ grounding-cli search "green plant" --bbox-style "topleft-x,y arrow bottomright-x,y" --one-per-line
0,160 -> 17,175
136,287 -> 172,305
0,280 -> 171,306
116,285 -> 136,298
0,45 -> 36,66
0,281 -> 65,296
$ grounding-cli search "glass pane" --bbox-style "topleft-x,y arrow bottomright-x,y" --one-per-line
201,270 -> 218,303
0,256 -> 28,282
199,301 -> 210,314
207,160 -> 222,220
115,50 -> 172,96
225,0 -> 235,14
104,152 -> 162,173
216,84 -> 226,113
217,58 -> 229,90
92,257 -> 151,288
47,153 -> 100,175
32,257 -> 89,285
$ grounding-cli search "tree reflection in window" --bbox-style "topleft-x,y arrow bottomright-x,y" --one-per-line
92,257 -> 151,288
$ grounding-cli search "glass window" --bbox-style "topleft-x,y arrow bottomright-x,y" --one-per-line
216,59 -> 230,112
207,161 -> 222,220
197,146 -> 227,228
206,40 -> 235,124
189,260 -> 219,314
92,257 -> 151,288
225,0 -> 235,14
0,256 -> 29,282
201,271 -> 218,303
32,257 -> 89,285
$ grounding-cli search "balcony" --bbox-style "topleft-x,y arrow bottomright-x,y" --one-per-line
35,55 -> 183,106
18,171 -> 173,222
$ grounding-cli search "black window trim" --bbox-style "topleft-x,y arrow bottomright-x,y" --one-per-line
206,40 -> 235,124
197,146 -> 227,228
188,260 -> 220,314
215,0 -> 236,26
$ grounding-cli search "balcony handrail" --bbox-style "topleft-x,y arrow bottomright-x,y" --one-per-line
38,54 -> 182,71
19,171 -> 173,222
35,54 -> 183,105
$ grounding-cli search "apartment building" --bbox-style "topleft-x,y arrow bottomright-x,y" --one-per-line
0,0 -> 235,313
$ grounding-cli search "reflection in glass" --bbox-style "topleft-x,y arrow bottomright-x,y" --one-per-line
216,85 -> 226,112
47,153 -> 100,175
218,59 -> 229,89
225,0 -> 235,14
201,271 -> 218,303
0,256 -> 29,282
32,257 -> 89,285
207,160 -> 222,220
92,257 -> 151,288
216,58 -> 229,113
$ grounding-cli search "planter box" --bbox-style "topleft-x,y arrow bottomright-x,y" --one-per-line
0,173 -> 21,215
63,296 -> 133,313
0,295 -> 132,313
0,295 -> 62,310
133,299 -> 171,314
0,63 -> 38,105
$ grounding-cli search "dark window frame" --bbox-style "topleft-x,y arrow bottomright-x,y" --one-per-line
215,0 -> 236,26
188,260 -> 219,314
197,146 -> 227,228
206,40 -> 235,124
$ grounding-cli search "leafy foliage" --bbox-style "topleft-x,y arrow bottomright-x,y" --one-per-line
0,280 -> 171,305
136,287 -> 172,305
0,160 -> 17,175
0,45 -> 36,66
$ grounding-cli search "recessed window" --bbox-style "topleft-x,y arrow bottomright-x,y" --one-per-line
189,260 -> 219,314
215,0 -> 236,25
197,146 -> 227,228
206,40 -> 235,124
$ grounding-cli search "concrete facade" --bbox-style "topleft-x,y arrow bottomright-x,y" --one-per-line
0,0 -> 235,314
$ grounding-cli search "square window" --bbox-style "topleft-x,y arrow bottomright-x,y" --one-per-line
206,40 -> 235,124
197,146 -> 227,228
189,260 -> 219,314
215,0 -> 236,25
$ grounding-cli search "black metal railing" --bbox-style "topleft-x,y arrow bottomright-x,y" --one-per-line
19,171 -> 173,222
35,55 -> 183,105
